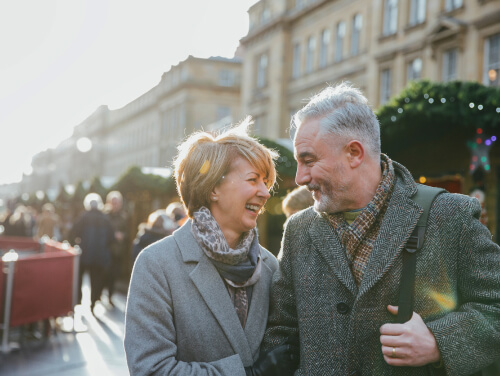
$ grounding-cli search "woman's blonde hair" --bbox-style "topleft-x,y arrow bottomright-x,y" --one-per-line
173,117 -> 279,218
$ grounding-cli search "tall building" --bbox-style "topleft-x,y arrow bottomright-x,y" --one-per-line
240,0 -> 500,140
25,56 -> 242,193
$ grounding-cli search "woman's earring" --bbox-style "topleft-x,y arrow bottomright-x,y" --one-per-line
212,196 -> 218,201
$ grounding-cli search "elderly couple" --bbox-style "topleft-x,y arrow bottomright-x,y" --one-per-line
124,84 -> 500,375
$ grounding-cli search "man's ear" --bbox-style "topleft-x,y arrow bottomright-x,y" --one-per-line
346,140 -> 364,168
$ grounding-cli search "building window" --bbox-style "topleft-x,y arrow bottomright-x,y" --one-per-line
407,58 -> 422,83
218,70 -> 234,87
445,0 -> 463,12
253,115 -> 263,136
383,0 -> 398,36
351,14 -> 362,56
409,0 -> 426,26
442,48 -> 458,82
483,33 -> 500,87
319,29 -> 330,68
292,43 -> 301,78
261,8 -> 271,24
335,21 -> 346,62
306,36 -> 316,73
380,68 -> 392,104
257,53 -> 268,88
180,67 -> 188,82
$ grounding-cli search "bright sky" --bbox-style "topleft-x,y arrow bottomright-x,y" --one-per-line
0,0 -> 259,185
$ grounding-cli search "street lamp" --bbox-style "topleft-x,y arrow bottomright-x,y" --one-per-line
76,137 -> 92,153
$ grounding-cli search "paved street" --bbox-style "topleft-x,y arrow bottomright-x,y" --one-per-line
0,274 -> 130,376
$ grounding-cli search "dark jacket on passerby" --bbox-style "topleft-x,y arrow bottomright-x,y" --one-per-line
71,208 -> 115,268
131,226 -> 170,264
106,209 -> 130,259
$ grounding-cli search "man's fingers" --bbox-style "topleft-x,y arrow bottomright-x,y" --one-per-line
379,334 -> 401,347
379,323 -> 404,335
383,354 -> 408,366
387,305 -> 398,315
382,345 -> 411,366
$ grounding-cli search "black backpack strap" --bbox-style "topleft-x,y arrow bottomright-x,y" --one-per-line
397,184 -> 446,323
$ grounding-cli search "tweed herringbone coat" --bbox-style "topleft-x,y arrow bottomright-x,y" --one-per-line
263,161 -> 500,376
124,221 -> 278,376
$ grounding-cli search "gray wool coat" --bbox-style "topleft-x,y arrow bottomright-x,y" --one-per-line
262,161 -> 500,376
124,221 -> 278,376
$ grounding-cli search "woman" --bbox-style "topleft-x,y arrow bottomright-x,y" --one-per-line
124,118 -> 298,375
130,209 -> 176,264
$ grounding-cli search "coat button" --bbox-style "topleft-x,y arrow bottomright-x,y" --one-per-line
336,302 -> 350,314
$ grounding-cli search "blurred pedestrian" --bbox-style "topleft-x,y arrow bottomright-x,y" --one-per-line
130,209 -> 176,264
104,190 -> 130,306
165,201 -> 187,228
125,118 -> 299,375
4,204 -> 33,237
70,193 -> 115,313
35,203 -> 61,241
281,185 -> 314,218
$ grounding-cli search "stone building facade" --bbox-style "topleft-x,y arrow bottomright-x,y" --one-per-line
240,0 -> 500,140
24,56 -> 242,193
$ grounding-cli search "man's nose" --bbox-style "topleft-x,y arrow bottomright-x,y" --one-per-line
295,164 -> 310,186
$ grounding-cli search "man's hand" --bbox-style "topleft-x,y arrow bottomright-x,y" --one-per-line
379,305 -> 441,367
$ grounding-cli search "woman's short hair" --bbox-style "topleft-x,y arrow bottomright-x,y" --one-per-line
282,186 -> 314,218
173,116 -> 279,218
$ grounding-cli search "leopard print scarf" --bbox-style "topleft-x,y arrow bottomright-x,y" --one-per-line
191,206 -> 262,327
191,206 -> 257,266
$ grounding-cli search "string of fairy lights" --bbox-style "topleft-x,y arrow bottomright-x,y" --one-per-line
385,93 -> 500,174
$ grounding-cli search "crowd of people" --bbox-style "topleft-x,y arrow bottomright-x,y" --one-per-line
2,83 -> 500,375
0,189 -> 189,316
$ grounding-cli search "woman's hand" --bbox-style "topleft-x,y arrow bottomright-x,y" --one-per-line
245,337 -> 299,376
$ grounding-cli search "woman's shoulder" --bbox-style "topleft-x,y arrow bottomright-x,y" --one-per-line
259,246 -> 279,270
135,234 -> 179,265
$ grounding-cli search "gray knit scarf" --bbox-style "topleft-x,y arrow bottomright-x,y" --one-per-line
191,206 -> 262,327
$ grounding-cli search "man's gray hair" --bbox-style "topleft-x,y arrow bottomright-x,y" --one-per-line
292,82 -> 381,159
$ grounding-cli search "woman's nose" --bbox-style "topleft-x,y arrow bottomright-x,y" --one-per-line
257,181 -> 271,199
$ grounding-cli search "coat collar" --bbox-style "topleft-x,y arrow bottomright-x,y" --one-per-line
308,160 -> 423,297
173,220 -> 273,362
309,212 -> 358,295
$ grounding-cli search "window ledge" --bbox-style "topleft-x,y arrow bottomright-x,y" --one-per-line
405,20 -> 427,33
378,32 -> 398,43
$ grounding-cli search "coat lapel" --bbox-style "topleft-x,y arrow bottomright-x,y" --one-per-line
357,185 -> 422,298
173,222 -> 253,362
309,214 -> 358,295
244,249 -> 274,359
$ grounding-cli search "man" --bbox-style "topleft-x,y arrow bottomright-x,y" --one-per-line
70,193 -> 115,313
262,83 -> 500,375
104,191 -> 130,306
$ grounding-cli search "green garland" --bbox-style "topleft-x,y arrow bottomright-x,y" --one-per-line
378,80 -> 500,155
